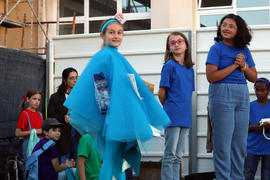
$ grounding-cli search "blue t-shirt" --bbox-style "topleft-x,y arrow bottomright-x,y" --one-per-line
33,138 -> 59,180
247,100 -> 270,155
159,59 -> 194,127
206,42 -> 255,84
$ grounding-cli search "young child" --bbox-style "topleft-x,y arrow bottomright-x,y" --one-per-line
244,78 -> 270,180
15,89 -> 44,161
64,14 -> 170,180
158,31 -> 195,180
32,118 -> 75,180
76,133 -> 101,180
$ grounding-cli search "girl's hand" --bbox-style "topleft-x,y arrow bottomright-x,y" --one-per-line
65,115 -> 71,123
235,53 -> 245,68
36,128 -> 42,134
65,159 -> 75,168
262,121 -> 270,128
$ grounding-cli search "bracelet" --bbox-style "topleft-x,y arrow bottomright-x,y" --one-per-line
241,63 -> 248,71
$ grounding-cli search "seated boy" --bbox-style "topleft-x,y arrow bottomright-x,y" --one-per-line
32,118 -> 75,180
76,133 -> 101,180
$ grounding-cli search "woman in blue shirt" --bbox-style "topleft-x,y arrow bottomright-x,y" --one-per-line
206,14 -> 257,180
159,31 -> 194,180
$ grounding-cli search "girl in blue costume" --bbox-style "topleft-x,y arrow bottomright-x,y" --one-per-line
159,32 -> 194,180
206,14 -> 257,180
64,18 -> 170,180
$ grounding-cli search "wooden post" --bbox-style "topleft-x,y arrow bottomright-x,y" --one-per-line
44,23 -> 49,54
72,11 -> 76,35
21,13 -> 26,48
4,0 -> 8,47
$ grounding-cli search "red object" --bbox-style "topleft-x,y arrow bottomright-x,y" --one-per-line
168,39 -> 185,46
16,109 -> 44,138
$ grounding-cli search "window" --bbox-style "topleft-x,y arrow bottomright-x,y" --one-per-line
60,0 -> 84,17
89,20 -> 103,33
89,0 -> 116,17
198,0 -> 270,27
124,19 -> 150,31
59,0 -> 151,35
59,24 -> 84,35
199,0 -> 232,8
122,0 -> 150,13
200,14 -> 226,27
237,0 -> 269,8
238,10 -> 270,25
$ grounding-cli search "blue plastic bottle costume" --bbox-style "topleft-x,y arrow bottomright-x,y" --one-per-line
64,46 -> 170,179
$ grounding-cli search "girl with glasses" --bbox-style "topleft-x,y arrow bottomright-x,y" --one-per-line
206,14 -> 257,180
159,31 -> 194,180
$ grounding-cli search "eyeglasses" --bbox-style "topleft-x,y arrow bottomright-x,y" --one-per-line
68,76 -> 78,81
221,23 -> 237,30
168,39 -> 185,46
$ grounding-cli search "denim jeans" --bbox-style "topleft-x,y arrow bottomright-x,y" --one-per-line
60,127 -> 78,164
209,83 -> 249,180
70,127 -> 78,161
161,126 -> 189,180
22,138 -> 29,161
58,168 -> 76,180
60,154 -> 70,164
244,153 -> 270,180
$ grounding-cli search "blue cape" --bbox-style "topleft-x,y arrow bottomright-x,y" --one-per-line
64,46 -> 170,141
64,46 -> 170,174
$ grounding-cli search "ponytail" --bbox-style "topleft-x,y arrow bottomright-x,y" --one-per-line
18,97 -> 27,114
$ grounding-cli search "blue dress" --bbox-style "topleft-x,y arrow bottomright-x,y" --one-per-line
64,46 -> 170,175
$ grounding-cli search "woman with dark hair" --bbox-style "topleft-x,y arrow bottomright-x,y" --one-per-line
48,67 -> 79,163
206,14 -> 257,180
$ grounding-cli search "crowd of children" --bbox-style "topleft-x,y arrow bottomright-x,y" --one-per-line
13,12 -> 270,180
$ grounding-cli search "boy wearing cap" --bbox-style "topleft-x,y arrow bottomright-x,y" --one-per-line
32,118 -> 75,180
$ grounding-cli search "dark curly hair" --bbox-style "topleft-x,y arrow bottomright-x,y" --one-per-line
215,14 -> 252,49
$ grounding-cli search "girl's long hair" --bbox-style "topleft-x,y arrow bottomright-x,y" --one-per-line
19,89 -> 42,113
57,67 -> 78,95
164,31 -> 194,69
